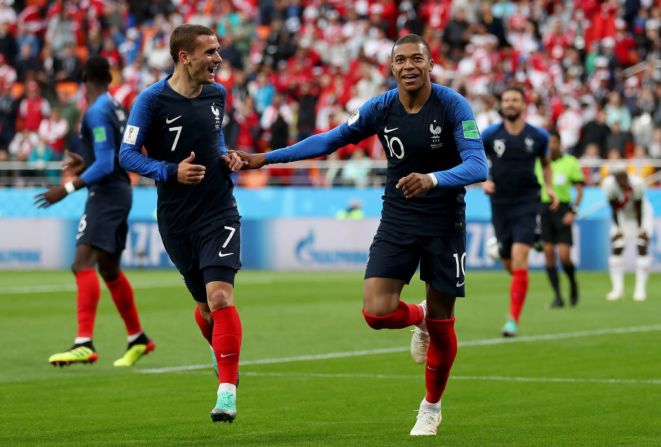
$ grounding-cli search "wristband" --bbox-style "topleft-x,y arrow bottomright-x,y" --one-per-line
64,181 -> 76,194
570,205 -> 578,214
427,173 -> 438,187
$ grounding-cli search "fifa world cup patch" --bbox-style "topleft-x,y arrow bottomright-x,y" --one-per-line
93,126 -> 107,143
347,111 -> 360,126
123,125 -> 140,145
462,120 -> 480,139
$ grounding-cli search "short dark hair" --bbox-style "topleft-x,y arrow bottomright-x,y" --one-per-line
501,85 -> 526,100
82,56 -> 112,86
392,34 -> 431,60
170,24 -> 215,64
549,130 -> 561,140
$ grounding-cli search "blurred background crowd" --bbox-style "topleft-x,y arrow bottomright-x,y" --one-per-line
0,0 -> 660,187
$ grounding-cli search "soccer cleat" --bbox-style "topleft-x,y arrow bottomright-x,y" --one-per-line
633,291 -> 647,302
113,334 -> 156,367
549,297 -> 564,309
502,319 -> 517,337
410,399 -> 442,436
210,390 -> 237,423
606,290 -> 623,301
410,300 -> 429,364
49,342 -> 98,366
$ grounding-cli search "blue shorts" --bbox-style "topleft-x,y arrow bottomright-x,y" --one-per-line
161,217 -> 242,303
364,223 -> 466,297
491,198 -> 538,258
76,187 -> 131,255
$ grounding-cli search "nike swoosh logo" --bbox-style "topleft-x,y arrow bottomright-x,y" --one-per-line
165,115 -> 182,124
456,280 -> 465,287
384,127 -> 398,133
220,353 -> 237,358
218,251 -> 234,258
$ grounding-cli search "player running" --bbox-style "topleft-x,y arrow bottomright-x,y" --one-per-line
35,56 -> 155,367
119,24 -> 244,423
235,34 -> 488,436
602,166 -> 653,301
481,86 -> 558,337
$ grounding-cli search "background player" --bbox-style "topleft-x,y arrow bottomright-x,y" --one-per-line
535,131 -> 584,308
481,86 -> 558,337
234,34 -> 488,437
602,165 -> 653,301
34,56 -> 155,367
119,24 -> 244,423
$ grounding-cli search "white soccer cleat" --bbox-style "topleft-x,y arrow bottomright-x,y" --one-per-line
633,291 -> 647,302
410,399 -> 442,436
606,290 -> 623,301
410,300 -> 429,364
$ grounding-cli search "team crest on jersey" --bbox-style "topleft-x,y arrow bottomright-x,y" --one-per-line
211,103 -> 221,129
429,121 -> 443,150
525,137 -> 534,152
494,139 -> 506,158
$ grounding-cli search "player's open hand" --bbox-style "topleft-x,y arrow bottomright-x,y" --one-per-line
562,211 -> 575,225
62,151 -> 85,176
232,151 -> 266,170
34,186 -> 67,208
547,188 -> 559,211
221,151 -> 246,172
177,152 -> 206,184
482,180 -> 496,195
396,173 -> 433,199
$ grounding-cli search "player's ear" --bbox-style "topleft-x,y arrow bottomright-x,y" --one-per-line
178,50 -> 189,65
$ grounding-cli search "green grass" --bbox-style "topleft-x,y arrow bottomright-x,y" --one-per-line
1,270 -> 660,446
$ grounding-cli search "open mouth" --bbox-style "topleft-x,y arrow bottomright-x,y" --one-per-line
207,65 -> 218,75
402,73 -> 418,83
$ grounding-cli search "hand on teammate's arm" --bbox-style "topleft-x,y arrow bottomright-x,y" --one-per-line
177,152 -> 206,184
396,173 -> 434,199
221,151 -> 246,172
231,151 -> 266,170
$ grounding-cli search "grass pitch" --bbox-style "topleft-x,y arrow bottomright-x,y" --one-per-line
0,270 -> 659,446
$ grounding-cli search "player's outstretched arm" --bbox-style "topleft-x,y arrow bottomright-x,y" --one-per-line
232,151 -> 266,170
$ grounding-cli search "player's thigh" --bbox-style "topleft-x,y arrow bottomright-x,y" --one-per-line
161,232 -> 207,303
198,218 -> 242,273
363,277 -> 407,315
510,201 -> 538,246
364,224 -> 420,285
76,190 -> 131,255
491,203 -> 513,258
419,231 -> 466,298
71,244 -> 99,272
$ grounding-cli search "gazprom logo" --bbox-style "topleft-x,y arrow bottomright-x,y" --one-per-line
295,230 -> 368,265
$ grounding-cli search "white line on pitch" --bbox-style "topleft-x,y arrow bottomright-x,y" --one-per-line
239,371 -> 661,385
138,324 -> 661,374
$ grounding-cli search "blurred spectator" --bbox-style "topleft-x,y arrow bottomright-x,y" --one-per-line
0,81 -> 17,155
54,43 -> 82,82
8,128 -> 38,162
261,91 -> 293,150
0,22 -> 17,64
605,122 -> 633,158
14,41 -> 41,82
580,143 -> 603,185
628,145 -> 655,180
605,91 -> 632,132
27,136 -> 55,180
38,107 -> 68,161
18,81 -> 50,132
340,148 -> 372,188
577,106 -> 610,158
336,199 -> 364,220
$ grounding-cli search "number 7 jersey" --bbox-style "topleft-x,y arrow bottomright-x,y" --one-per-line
119,77 -> 238,236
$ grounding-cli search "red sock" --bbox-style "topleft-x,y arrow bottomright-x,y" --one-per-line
105,271 -> 142,336
75,269 -> 101,339
425,317 -> 457,403
509,269 -> 529,323
211,306 -> 242,384
194,306 -> 213,345
362,301 -> 424,330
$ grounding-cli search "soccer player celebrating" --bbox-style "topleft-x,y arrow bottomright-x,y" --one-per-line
602,165 -> 653,301
481,86 -> 558,337
535,131 -> 584,308
35,56 -> 155,367
119,24 -> 244,423
235,34 -> 488,436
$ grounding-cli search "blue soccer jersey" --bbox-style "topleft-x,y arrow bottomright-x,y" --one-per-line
266,84 -> 487,235
119,77 -> 238,236
481,122 -> 549,203
79,93 -> 130,190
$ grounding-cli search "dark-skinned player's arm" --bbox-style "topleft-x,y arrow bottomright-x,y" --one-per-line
34,111 -> 114,208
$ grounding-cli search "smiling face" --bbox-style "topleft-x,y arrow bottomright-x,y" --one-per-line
391,42 -> 433,93
501,89 -> 526,122
185,34 -> 222,85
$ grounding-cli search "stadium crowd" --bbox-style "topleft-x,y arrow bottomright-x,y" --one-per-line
0,0 -> 660,187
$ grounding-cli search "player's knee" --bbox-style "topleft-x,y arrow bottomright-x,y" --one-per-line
207,287 -> 233,310
98,265 -> 120,282
71,261 -> 95,275
362,310 -> 386,330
